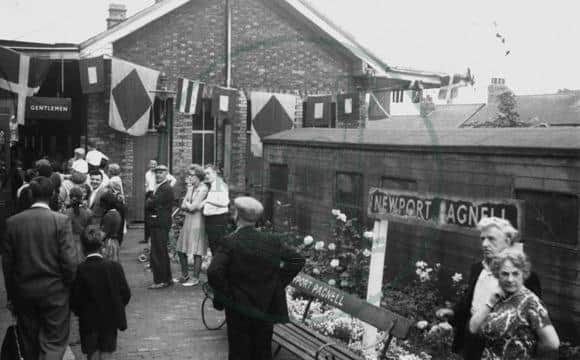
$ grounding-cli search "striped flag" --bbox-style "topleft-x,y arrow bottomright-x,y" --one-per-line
176,77 -> 203,115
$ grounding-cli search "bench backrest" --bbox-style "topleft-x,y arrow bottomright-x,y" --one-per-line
291,273 -> 413,339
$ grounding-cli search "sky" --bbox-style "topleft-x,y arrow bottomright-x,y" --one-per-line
1,0 -> 579,103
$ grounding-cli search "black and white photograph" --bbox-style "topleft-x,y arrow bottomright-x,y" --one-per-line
0,0 -> 579,359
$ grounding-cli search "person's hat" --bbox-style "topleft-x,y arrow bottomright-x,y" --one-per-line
233,196 -> 264,222
71,159 -> 88,174
74,147 -> 85,156
153,164 -> 169,172
86,150 -> 108,166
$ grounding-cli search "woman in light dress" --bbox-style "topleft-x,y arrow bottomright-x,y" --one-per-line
175,164 -> 209,286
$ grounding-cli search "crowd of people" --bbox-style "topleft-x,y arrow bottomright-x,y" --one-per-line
1,144 -> 563,360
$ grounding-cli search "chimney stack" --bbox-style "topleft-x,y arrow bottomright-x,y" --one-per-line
107,3 -> 127,30
488,77 -> 509,104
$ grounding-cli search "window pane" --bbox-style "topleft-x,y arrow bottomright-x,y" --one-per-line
336,172 -> 362,207
270,164 -> 288,191
204,99 -> 215,130
515,189 -> 579,246
192,133 -> 203,165
192,113 -> 203,131
203,133 -> 214,165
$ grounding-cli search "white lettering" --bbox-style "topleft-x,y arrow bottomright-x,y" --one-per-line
417,200 -> 424,220
457,204 -> 468,224
469,206 -> 478,227
446,203 -> 456,224
406,199 -> 416,217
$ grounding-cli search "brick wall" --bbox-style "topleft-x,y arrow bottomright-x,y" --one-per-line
110,0 -> 360,198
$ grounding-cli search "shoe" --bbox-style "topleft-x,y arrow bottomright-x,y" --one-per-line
138,254 -> 148,263
148,283 -> 166,289
173,275 -> 190,284
182,278 -> 200,287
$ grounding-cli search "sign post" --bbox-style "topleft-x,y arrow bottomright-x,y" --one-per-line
362,219 -> 388,356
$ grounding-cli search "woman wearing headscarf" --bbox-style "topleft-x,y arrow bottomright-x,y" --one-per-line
100,191 -> 123,262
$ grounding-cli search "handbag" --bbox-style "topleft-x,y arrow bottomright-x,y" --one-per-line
1,325 -> 24,360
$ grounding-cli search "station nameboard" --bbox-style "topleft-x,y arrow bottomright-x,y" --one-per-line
26,97 -> 72,121
367,187 -> 523,231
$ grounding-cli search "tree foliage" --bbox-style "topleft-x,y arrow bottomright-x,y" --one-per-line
475,90 -> 529,127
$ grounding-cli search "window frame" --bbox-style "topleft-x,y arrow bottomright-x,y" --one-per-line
514,188 -> 579,249
192,99 -> 216,166
334,171 -> 364,222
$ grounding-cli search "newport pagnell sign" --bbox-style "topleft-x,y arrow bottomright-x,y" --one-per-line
368,187 -> 523,231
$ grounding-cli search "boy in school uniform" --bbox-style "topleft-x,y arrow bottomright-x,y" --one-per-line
70,225 -> 131,360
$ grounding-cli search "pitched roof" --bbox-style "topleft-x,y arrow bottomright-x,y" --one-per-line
263,128 -> 580,154
462,92 -> 580,127
79,0 -> 447,86
367,103 -> 485,130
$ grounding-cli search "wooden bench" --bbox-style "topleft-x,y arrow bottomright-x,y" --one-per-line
273,273 -> 413,360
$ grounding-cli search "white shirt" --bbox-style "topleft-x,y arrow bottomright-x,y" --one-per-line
86,253 -> 103,259
471,261 -> 501,315
31,202 -> 50,209
16,183 -> 29,199
203,178 -> 229,216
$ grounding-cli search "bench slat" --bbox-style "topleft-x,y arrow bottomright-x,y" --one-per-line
286,323 -> 362,360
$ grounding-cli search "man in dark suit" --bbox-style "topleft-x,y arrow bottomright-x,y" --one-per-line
2,176 -> 78,360
208,196 -> 305,360
437,217 -> 541,360
70,225 -> 131,358
145,164 -> 174,289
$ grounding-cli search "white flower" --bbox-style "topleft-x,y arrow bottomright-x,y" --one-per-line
328,243 -> 336,250
331,209 -> 340,216
415,260 -> 427,269
452,272 -> 463,283
312,268 -> 321,275
314,241 -> 325,250
340,280 -> 348,287
363,231 -> 374,239
419,272 -> 431,282
426,267 -> 433,273
328,279 -> 336,286
330,259 -> 340,268
438,322 -> 453,331
416,320 -> 429,330
362,249 -> 372,257
337,213 -> 347,222
303,235 -> 314,246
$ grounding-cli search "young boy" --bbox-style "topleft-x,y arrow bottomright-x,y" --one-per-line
71,225 -> 131,360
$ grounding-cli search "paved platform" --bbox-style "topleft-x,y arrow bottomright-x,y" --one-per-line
1,228 -> 296,359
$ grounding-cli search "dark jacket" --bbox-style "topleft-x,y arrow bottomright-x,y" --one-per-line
2,206 -> 77,302
70,255 -> 131,332
207,226 -> 305,323
451,261 -> 542,355
145,180 -> 174,229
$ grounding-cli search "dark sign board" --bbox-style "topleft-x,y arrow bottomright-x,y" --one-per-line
26,97 -> 72,121
291,273 -> 413,338
368,187 -> 523,231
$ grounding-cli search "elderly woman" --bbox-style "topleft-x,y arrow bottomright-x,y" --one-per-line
469,249 -> 560,360
438,217 -> 542,360
175,164 -> 209,286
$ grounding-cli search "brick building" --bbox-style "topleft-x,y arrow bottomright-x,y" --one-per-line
78,0 -> 458,221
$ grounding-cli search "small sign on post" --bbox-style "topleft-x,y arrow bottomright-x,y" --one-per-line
362,219 -> 389,356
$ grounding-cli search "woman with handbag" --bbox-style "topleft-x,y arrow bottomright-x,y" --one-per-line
174,164 -> 209,286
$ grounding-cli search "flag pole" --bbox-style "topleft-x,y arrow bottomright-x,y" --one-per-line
225,0 -> 232,88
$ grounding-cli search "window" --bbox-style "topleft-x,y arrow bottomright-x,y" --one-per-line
294,166 -> 323,199
515,189 -> 579,246
391,90 -> 404,103
380,176 -> 417,191
192,99 -> 215,166
335,172 -> 363,221
269,164 -> 288,192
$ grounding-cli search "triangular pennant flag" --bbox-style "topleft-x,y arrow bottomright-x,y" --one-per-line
79,56 -> 105,94
109,58 -> 159,136
176,77 -> 203,114
0,46 -> 51,125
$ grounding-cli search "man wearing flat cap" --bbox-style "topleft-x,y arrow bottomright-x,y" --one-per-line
145,164 -> 175,289
208,196 -> 305,360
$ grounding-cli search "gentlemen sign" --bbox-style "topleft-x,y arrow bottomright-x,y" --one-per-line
26,97 -> 72,121
368,188 -> 523,230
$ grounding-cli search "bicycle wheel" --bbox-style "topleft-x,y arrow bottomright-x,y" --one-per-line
201,294 -> 226,330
